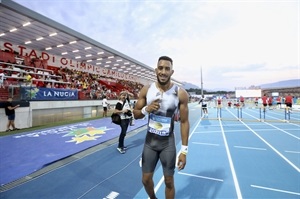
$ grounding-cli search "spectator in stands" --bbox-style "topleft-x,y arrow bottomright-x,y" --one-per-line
25,72 -> 32,83
45,75 -> 51,81
4,97 -> 20,132
114,91 -> 132,154
0,71 -> 5,88
6,65 -> 13,76
35,76 -> 45,88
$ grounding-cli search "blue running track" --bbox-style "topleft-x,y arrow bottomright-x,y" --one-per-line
0,103 -> 299,198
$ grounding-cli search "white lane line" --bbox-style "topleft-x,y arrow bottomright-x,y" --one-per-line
194,131 -> 221,133
192,142 -> 220,146
153,113 -> 203,197
243,111 -> 300,140
227,109 -> 300,173
251,185 -> 300,196
285,150 -> 300,154
242,122 -> 300,173
264,122 -> 300,140
194,131 -> 221,134
78,154 -> 141,199
194,128 -> 299,134
103,191 -> 120,199
219,119 -> 243,199
234,146 -> 266,151
194,129 -> 249,133
178,171 -> 223,182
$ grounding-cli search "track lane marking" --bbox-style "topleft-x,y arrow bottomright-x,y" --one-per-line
192,142 -> 220,146
227,108 -> 300,173
218,118 -> 243,199
251,184 -> 300,196
234,146 -> 266,151
285,150 -> 300,154
178,171 -> 223,182
244,110 -> 300,140
103,191 -> 120,199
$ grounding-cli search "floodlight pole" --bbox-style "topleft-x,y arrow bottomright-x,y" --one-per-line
201,66 -> 203,96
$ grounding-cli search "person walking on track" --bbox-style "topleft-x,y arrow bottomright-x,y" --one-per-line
102,95 -> 109,117
4,97 -> 21,132
199,95 -> 208,116
285,93 -> 293,113
133,56 -> 190,199
261,94 -> 268,112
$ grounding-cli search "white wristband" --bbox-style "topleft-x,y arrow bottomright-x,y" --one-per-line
141,106 -> 149,115
181,145 -> 188,155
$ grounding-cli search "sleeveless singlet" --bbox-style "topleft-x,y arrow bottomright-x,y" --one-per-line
146,82 -> 179,137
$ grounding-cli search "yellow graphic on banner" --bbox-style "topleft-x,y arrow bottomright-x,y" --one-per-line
64,126 -> 111,144
67,134 -> 100,144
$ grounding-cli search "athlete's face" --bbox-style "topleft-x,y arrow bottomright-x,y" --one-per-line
155,60 -> 174,86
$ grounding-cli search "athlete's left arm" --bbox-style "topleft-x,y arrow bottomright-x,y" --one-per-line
179,88 -> 190,145
177,88 -> 190,170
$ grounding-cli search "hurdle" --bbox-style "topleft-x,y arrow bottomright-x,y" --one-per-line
259,107 -> 266,122
217,107 -> 222,118
237,107 -> 242,120
284,107 -> 291,122
200,106 -> 204,118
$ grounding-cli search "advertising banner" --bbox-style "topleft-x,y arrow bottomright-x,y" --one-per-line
22,87 -> 78,100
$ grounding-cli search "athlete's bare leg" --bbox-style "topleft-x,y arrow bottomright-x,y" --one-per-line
142,172 -> 157,199
164,175 -> 175,199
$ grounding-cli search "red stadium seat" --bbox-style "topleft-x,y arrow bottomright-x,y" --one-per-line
0,51 -> 16,63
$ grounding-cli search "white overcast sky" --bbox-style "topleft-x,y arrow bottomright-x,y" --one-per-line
14,0 -> 299,90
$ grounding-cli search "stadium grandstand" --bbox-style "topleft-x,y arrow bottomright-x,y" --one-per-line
0,0 -> 182,131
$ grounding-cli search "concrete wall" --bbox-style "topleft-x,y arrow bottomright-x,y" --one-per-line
0,100 -> 120,132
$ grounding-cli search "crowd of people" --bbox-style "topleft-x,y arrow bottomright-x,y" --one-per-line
0,62 -> 144,100
195,94 -> 298,112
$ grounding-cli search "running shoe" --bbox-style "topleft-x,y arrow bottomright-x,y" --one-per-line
117,147 -> 125,154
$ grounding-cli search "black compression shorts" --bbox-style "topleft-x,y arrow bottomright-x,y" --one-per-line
142,133 -> 176,176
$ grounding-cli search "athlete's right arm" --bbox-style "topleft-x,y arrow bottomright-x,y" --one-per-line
133,86 -> 148,119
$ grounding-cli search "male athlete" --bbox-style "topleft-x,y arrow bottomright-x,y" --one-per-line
133,56 -> 190,199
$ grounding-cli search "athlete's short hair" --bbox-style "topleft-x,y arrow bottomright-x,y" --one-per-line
158,56 -> 173,65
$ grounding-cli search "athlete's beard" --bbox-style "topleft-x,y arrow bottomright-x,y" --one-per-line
157,75 -> 170,86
